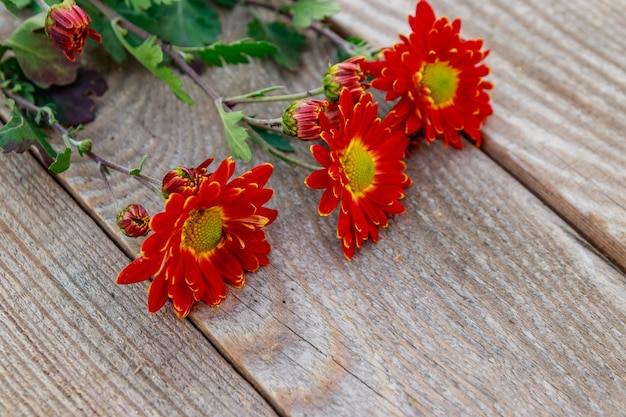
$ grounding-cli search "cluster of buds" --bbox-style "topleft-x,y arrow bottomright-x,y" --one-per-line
282,56 -> 368,141
117,158 -> 215,238
45,0 -> 102,62
161,158 -> 213,199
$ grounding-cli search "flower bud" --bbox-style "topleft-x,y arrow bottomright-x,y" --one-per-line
161,158 -> 214,198
282,98 -> 328,141
117,204 -> 151,237
322,56 -> 369,102
77,139 -> 92,155
45,0 -> 102,62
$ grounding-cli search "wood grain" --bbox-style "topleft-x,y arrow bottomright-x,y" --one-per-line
0,155 -> 278,415
333,0 -> 626,272
2,2 -> 626,416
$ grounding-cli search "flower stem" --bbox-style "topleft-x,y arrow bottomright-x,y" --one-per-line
86,0 -> 320,170
2,87 -> 161,189
243,115 -> 283,130
34,0 -> 50,12
224,87 -> 325,106
247,128 -> 318,171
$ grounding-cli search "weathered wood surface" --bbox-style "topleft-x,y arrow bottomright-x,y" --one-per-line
334,0 -> 626,272
0,154 -> 279,416
2,1 -> 626,416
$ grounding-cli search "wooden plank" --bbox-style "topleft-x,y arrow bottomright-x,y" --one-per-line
3,3 -> 626,416
0,154 -> 278,416
332,0 -> 626,272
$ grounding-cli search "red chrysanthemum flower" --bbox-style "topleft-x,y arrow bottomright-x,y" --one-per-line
117,157 -> 277,318
45,0 -> 102,62
305,89 -> 411,260
361,0 -> 493,148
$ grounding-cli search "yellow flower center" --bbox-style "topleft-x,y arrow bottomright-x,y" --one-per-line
421,61 -> 459,106
182,207 -> 223,254
342,140 -> 375,193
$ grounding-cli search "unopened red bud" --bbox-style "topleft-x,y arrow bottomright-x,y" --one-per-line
162,158 -> 214,198
117,204 -> 151,237
322,56 -> 369,102
45,0 -> 102,62
282,98 -> 328,141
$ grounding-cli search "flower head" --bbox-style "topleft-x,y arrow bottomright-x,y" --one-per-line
117,204 -> 151,237
322,56 -> 369,102
45,0 -> 102,62
282,98 -> 338,141
361,0 -> 493,148
305,89 -> 411,260
117,157 -> 277,318
162,158 -> 213,198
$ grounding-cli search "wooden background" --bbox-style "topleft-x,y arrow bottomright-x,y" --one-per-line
1,0 -> 625,415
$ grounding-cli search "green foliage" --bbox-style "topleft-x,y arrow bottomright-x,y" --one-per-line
0,99 -> 53,156
123,0 -> 181,12
1,0 -> 31,16
81,2 -> 128,63
210,0 -> 236,7
124,0 -> 221,47
247,19 -> 307,71
49,147 -> 72,173
4,14 -> 79,88
0,57 -> 36,102
129,155 -> 150,176
183,39 -> 277,67
290,0 -> 341,29
216,99 -> 252,161
337,37 -> 377,62
251,126 -> 294,153
111,21 -> 194,104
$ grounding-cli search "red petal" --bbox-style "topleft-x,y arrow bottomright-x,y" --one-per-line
116,257 -> 159,284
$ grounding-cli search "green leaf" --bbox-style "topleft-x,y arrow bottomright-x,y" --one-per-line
111,22 -> 194,104
210,0 -> 236,7
185,39 -> 277,67
215,99 -> 252,161
337,37 -> 377,62
0,99 -> 53,155
129,154 -> 150,176
247,19 -> 307,70
1,0 -> 31,16
251,126 -> 294,152
125,0 -> 221,47
4,14 -> 79,88
0,57 -> 36,102
290,0 -> 341,29
49,147 -> 72,173
82,2 -> 128,63
123,0 -> 181,12
227,85 -> 285,101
